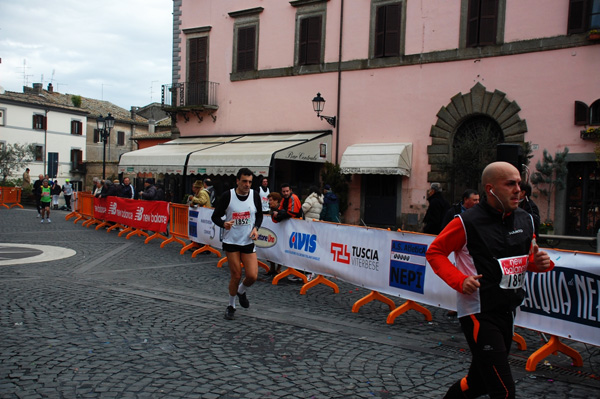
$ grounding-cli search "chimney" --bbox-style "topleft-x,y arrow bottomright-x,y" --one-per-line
47,83 -> 53,93
32,83 -> 43,94
130,106 -> 138,120
149,119 -> 156,134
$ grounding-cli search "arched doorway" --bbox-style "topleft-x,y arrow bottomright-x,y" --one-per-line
427,82 -> 528,202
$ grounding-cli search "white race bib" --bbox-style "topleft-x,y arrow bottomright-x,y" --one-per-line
497,254 -> 528,289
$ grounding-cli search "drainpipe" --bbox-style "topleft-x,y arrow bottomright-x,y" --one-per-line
334,0 -> 344,165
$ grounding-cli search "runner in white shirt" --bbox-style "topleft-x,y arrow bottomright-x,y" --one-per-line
211,168 -> 263,320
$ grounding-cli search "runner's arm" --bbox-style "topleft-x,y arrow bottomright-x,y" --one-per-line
253,191 -> 263,229
211,191 -> 231,228
425,217 -> 470,293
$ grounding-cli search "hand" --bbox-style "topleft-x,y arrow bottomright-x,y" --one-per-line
532,245 -> 552,271
249,227 -> 258,240
224,220 -> 234,230
273,211 -> 278,218
462,274 -> 482,295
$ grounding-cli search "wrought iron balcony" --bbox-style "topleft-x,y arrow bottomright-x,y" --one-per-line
161,81 -> 219,109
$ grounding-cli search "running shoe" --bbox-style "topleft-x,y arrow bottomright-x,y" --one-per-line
224,305 -> 236,320
47,218 -> 51,223
237,292 -> 249,308
40,219 -> 44,223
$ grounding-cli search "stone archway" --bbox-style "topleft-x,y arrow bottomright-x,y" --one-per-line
427,82 -> 528,191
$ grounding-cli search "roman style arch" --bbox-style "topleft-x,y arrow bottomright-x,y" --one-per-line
427,82 -> 528,195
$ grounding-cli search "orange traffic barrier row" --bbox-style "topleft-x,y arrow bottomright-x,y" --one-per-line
0,187 -> 24,209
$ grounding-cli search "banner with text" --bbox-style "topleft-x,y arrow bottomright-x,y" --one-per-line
94,197 -> 169,233
188,207 -> 600,346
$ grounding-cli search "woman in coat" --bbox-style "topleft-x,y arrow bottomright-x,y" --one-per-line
302,186 -> 323,221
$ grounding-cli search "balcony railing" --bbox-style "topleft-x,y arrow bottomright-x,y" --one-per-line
161,81 -> 219,108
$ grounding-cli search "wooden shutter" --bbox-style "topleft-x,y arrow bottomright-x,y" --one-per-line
93,128 -> 100,143
478,0 -> 498,45
118,131 -> 125,146
466,0 -> 481,47
574,101 -> 589,125
71,120 -> 82,135
375,4 -> 402,57
237,26 -> 256,72
188,37 -> 208,105
384,5 -> 401,56
374,6 -> 386,57
299,16 -> 322,65
568,0 -> 588,33
591,100 -> 600,125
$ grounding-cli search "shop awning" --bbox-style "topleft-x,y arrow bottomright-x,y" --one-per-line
186,132 -> 331,176
340,143 -> 412,176
118,137 -> 231,175
118,132 -> 331,177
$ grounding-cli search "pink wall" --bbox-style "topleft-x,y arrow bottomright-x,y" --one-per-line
175,0 -> 600,225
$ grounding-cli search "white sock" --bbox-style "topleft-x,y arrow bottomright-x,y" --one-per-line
229,295 -> 236,308
237,282 -> 248,295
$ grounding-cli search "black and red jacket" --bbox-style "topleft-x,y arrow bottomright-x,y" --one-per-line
426,198 -> 554,317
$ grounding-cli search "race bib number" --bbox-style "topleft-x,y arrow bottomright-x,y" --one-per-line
232,211 -> 250,226
497,254 -> 528,289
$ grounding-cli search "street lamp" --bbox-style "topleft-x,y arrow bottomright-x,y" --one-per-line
96,113 -> 115,179
312,92 -> 336,128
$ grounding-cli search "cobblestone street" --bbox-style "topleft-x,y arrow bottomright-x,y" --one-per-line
1,207 -> 599,398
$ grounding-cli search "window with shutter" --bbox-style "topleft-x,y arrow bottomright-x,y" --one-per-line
70,149 -> 83,171
33,114 -> 46,130
93,129 -> 101,143
188,36 -> 208,105
117,131 -> 125,146
575,101 -> 589,125
35,145 -> 43,162
237,26 -> 256,72
568,0 -> 588,33
71,120 -> 82,135
375,4 -> 401,58
466,0 -> 498,47
299,16 -> 322,65
591,100 -> 600,125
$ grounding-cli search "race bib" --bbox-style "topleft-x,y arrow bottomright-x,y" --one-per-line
232,211 -> 250,226
497,254 -> 528,289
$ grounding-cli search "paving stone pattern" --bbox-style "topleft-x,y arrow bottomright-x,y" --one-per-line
0,207 -> 599,398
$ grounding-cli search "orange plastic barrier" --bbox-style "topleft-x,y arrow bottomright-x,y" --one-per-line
525,335 -> 583,371
161,203 -> 190,249
75,193 -> 95,225
0,187 -> 24,209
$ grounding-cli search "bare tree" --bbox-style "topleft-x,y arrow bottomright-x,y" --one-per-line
0,143 -> 36,183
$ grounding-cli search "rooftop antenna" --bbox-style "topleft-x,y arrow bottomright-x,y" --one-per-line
150,80 -> 159,102
19,59 -> 33,87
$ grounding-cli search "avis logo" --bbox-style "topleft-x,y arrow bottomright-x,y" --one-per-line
108,202 -> 118,215
331,242 -> 350,264
134,207 -> 144,221
289,232 -> 317,253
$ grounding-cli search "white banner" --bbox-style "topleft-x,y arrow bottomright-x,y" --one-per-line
189,207 -> 600,346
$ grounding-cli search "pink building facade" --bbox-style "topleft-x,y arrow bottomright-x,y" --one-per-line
163,0 -> 600,235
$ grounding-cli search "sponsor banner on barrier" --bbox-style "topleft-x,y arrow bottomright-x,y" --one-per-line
97,197 -> 169,233
188,207 -> 600,346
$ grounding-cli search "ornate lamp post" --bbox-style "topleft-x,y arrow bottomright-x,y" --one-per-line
312,92 -> 336,128
96,113 -> 115,179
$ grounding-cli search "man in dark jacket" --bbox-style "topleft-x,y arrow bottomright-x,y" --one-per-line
440,189 -> 480,230
139,179 -> 157,201
423,182 -> 451,234
519,182 -> 540,236
320,184 -> 340,222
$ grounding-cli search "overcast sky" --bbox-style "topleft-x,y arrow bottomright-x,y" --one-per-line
0,0 -> 172,110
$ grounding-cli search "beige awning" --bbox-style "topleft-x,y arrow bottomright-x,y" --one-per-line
340,143 -> 412,176
186,132 -> 331,176
118,132 -> 332,177
118,137 -> 232,175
